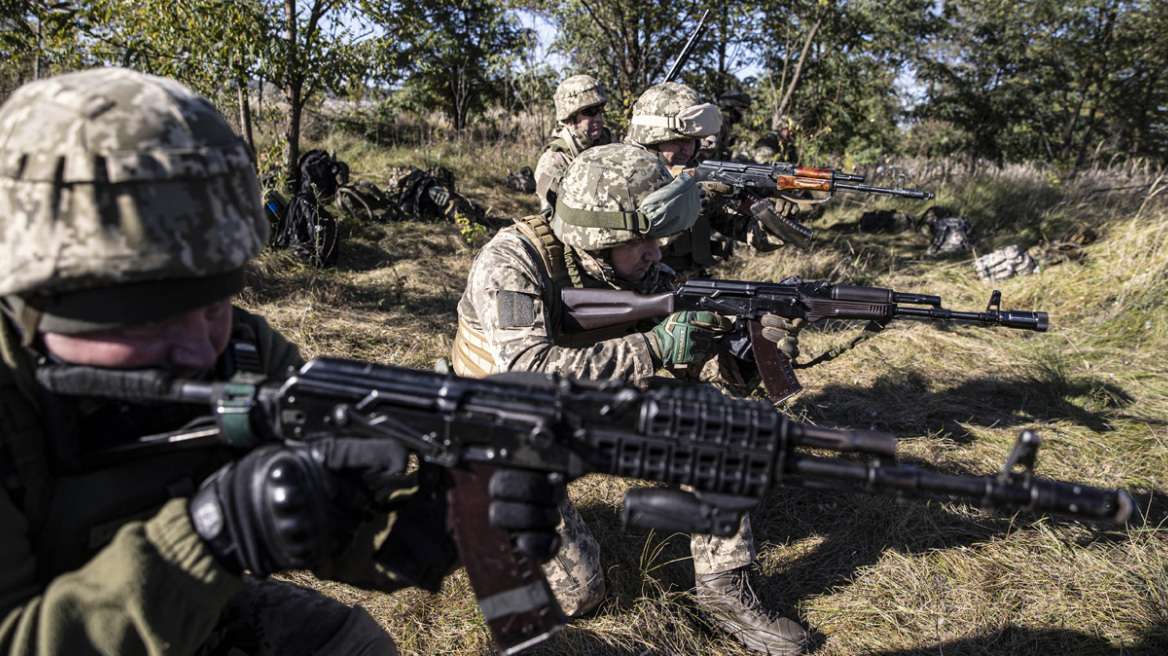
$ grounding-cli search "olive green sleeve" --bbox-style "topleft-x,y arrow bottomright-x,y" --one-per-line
250,312 -> 306,376
0,498 -> 242,656
230,306 -> 306,376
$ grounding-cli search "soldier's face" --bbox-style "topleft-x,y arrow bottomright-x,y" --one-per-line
42,299 -> 234,378
570,105 -> 605,142
610,238 -> 662,281
657,139 -> 697,166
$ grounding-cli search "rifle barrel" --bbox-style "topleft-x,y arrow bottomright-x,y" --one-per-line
893,306 -> 1049,332
833,181 -> 935,200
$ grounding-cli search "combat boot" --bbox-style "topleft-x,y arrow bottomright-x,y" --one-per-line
694,566 -> 808,655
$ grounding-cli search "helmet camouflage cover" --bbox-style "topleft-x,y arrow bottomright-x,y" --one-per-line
0,67 -> 267,334
554,74 -> 607,123
627,82 -> 722,147
552,143 -> 699,251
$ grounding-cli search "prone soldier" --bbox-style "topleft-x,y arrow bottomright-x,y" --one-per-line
453,142 -> 809,655
0,68 -> 560,655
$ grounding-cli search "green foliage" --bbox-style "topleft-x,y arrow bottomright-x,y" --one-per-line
363,0 -> 529,131
912,0 -> 1168,167
0,1 -> 90,92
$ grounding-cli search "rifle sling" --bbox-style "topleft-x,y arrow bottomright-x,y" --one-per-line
794,320 -> 887,370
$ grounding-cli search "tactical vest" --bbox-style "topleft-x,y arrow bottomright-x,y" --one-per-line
544,137 -> 574,156
0,308 -> 268,582
454,214 -> 570,378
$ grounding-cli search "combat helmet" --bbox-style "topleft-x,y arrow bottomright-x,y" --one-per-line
0,67 -> 267,337
554,74 -> 608,123
552,143 -> 699,251
627,82 -> 722,147
718,89 -> 751,110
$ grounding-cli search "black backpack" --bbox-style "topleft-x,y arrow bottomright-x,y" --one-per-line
274,193 -> 338,267
298,149 -> 339,200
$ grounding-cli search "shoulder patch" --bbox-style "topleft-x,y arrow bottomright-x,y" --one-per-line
497,291 -> 536,329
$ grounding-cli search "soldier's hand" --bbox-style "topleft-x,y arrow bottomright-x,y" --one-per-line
489,468 -> 566,564
189,438 -> 408,577
760,315 -> 806,361
647,310 -> 733,369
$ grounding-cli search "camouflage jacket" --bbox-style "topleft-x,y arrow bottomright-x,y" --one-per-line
0,307 -> 302,654
534,126 -> 612,211
456,217 -> 670,383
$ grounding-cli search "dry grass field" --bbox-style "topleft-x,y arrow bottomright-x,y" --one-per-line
242,135 -> 1167,655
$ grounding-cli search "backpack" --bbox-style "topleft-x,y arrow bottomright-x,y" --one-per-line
335,180 -> 399,223
274,193 -> 339,267
298,149 -> 339,200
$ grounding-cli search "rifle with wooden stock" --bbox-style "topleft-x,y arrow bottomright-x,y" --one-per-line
562,277 -> 1048,403
680,160 -> 936,249
37,355 -> 1124,655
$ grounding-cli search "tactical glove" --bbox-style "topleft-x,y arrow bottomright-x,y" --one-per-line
647,310 -> 732,369
488,468 -> 566,564
189,438 -> 408,577
760,315 -> 805,361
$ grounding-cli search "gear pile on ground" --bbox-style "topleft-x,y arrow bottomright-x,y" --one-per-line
973,244 -> 1039,281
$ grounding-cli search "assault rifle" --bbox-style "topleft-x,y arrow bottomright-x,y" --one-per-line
562,278 -> 1048,403
679,160 -> 936,249
39,358 -> 1130,654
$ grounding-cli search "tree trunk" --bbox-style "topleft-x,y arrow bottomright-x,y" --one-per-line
283,0 -> 300,192
774,8 -> 825,130
237,75 -> 254,152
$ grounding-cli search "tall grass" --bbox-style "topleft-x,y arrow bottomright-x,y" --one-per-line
243,142 -> 1168,655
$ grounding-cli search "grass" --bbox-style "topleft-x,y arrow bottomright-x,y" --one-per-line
242,134 -> 1168,655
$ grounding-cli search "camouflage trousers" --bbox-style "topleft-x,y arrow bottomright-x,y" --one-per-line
544,495 -> 756,616
196,577 -> 398,656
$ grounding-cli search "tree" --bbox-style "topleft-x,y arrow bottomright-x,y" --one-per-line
913,0 -> 1167,167
750,0 -> 941,162
364,0 -> 529,132
531,0 -> 705,118
0,1 -> 88,94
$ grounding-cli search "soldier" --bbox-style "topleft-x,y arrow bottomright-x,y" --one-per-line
534,74 -> 612,210
0,68 -> 560,655
453,143 -> 809,655
752,114 -> 801,165
702,89 -> 754,162
625,83 -> 801,312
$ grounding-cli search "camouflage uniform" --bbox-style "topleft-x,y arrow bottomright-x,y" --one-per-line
625,83 -> 789,279
0,68 -> 396,655
454,144 -> 754,617
535,75 -> 611,210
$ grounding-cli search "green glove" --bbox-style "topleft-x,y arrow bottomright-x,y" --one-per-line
647,311 -> 730,368
759,315 -> 805,360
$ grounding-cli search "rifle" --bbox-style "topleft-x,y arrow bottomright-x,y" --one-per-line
680,160 -> 936,249
38,358 -> 1130,654
562,278 -> 1048,403
664,9 -> 710,83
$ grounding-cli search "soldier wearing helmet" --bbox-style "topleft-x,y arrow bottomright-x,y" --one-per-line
627,83 -> 801,280
453,142 -> 807,655
534,74 -> 613,210
0,68 -> 560,655
752,114 -> 802,165
701,89 -> 754,162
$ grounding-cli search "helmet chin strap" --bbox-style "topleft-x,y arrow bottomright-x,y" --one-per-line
1,296 -> 43,347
